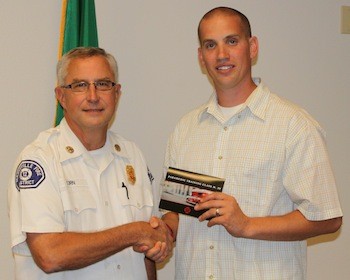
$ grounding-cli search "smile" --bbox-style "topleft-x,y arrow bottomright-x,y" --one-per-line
216,65 -> 234,70
83,109 -> 104,112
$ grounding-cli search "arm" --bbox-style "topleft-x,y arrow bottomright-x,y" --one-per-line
195,192 -> 342,241
26,221 -> 166,274
241,211 -> 342,241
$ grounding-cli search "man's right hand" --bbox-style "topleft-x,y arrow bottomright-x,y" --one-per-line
133,217 -> 174,263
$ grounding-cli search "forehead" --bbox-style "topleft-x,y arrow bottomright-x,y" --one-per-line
66,56 -> 113,79
199,13 -> 244,42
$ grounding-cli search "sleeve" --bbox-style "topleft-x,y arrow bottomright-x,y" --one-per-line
283,112 -> 343,221
8,145 -> 66,254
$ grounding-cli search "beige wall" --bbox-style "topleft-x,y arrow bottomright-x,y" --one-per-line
1,1 -> 349,279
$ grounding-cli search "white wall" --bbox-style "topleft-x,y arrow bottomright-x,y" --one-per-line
1,1 -> 349,279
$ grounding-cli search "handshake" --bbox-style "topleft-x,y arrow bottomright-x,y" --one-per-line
132,216 -> 175,263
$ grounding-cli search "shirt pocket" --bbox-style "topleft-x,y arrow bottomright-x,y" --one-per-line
116,184 -> 154,221
60,179 -> 97,230
231,159 -> 280,213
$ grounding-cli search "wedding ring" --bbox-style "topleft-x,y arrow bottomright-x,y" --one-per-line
215,208 -> 220,217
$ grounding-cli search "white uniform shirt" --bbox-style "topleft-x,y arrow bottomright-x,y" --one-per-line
8,118 -> 157,280
163,83 -> 342,280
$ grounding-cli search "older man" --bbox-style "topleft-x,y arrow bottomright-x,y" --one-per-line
8,47 -> 171,280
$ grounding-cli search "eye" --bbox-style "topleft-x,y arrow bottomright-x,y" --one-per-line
227,38 -> 238,45
71,81 -> 88,89
95,80 -> 114,91
204,41 -> 216,50
95,80 -> 111,88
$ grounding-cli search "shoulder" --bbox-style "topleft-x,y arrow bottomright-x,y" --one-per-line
263,87 -> 324,135
174,102 -> 208,131
107,131 -> 152,181
108,131 -> 138,149
263,92 -> 326,145
12,127 -> 60,191
108,131 -> 146,160
19,126 -> 60,159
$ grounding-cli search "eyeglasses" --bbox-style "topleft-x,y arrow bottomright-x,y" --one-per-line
61,80 -> 116,93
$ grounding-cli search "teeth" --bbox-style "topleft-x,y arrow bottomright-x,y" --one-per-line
217,65 -> 232,70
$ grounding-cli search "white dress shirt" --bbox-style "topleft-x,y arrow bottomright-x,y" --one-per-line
163,82 -> 342,280
8,118 -> 157,280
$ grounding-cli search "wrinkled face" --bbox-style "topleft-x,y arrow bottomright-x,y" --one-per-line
198,13 -> 258,93
55,55 -> 121,135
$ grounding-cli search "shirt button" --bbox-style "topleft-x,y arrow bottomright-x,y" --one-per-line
224,126 -> 228,131
209,245 -> 214,249
74,207 -> 79,213
218,156 -> 223,160
117,264 -> 121,269
209,275 -> 214,279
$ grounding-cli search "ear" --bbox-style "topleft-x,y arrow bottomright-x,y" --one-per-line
249,36 -> 259,61
198,47 -> 205,67
115,83 -> 121,96
55,86 -> 66,110
114,83 -> 122,102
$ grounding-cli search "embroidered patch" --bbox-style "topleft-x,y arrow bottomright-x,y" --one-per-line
15,160 -> 46,191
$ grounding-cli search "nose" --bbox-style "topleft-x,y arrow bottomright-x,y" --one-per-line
86,83 -> 100,102
217,44 -> 229,62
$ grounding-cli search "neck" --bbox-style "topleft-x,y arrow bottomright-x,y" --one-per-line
216,79 -> 257,107
65,119 -> 108,151
79,132 -> 107,151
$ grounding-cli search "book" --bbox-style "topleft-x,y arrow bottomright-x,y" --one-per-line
159,167 -> 225,218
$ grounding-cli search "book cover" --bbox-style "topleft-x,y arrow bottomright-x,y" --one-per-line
159,167 -> 225,218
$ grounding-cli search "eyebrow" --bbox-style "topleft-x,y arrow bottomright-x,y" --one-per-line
71,77 -> 112,82
201,38 -> 215,45
225,34 -> 241,40
201,34 -> 240,44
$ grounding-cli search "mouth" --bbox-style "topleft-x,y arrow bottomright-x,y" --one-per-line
83,108 -> 104,113
216,65 -> 234,71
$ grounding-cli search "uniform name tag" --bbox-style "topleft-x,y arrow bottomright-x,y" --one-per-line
15,160 -> 45,190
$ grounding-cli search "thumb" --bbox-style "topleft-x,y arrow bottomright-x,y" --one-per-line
149,216 -> 160,228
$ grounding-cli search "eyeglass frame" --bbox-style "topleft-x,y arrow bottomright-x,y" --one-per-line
60,80 -> 117,93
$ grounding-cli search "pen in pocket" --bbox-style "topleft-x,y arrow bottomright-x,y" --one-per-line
122,182 -> 129,199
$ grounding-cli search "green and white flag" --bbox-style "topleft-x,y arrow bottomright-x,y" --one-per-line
54,0 -> 98,126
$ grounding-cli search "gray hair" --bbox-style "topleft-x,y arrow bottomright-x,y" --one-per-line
56,47 -> 118,85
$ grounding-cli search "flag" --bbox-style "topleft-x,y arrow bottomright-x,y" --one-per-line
54,0 -> 99,126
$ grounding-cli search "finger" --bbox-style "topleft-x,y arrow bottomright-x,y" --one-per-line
198,209 -> 216,222
133,245 -> 149,253
206,216 -> 222,227
199,192 -> 226,203
145,241 -> 162,259
153,242 -> 168,263
146,242 -> 169,263
149,216 -> 160,228
195,200 -> 223,211
199,206 -> 224,221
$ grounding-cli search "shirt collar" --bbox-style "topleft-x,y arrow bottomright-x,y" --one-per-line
57,118 -> 130,162
198,82 -> 271,122
244,82 -> 271,121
